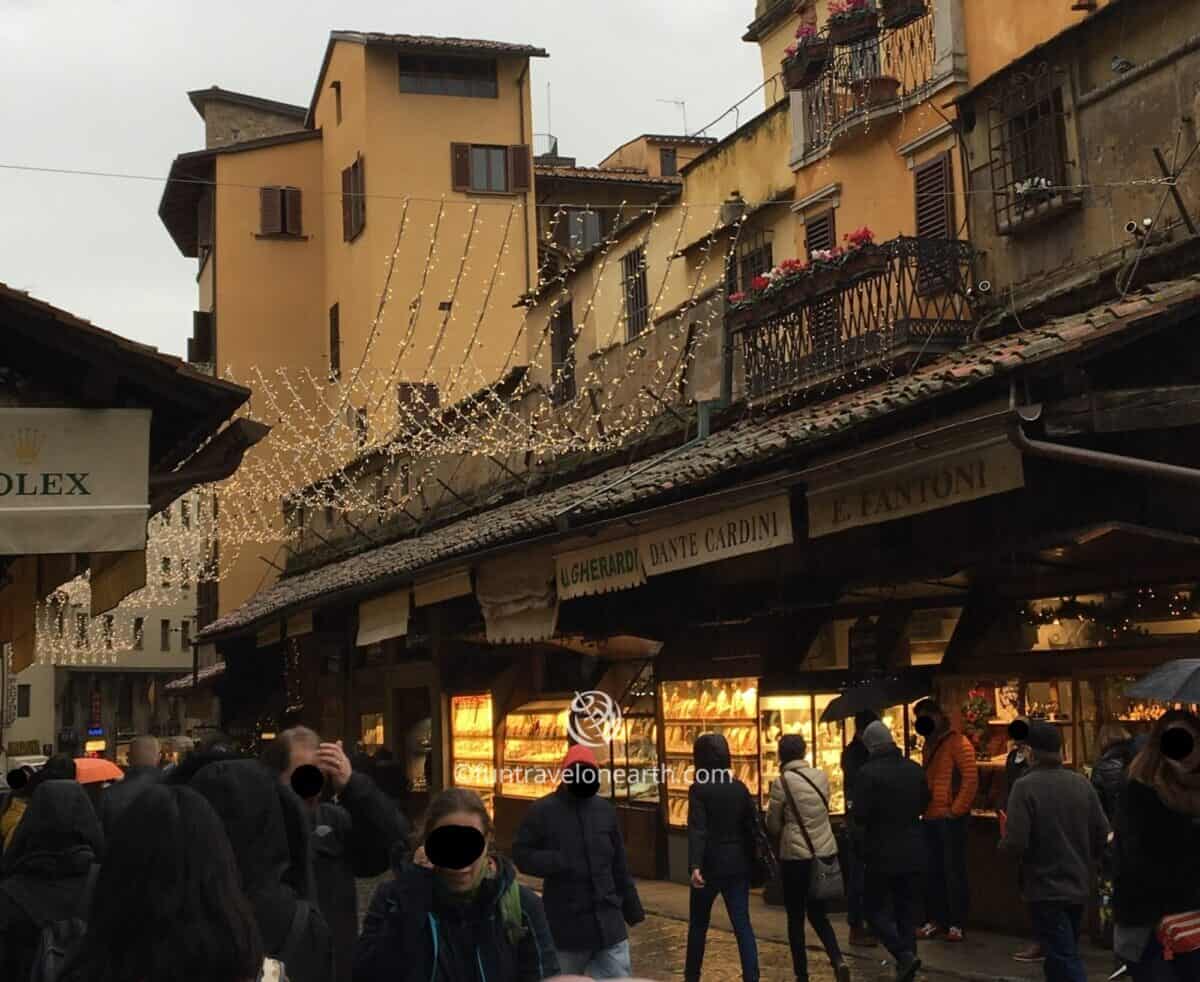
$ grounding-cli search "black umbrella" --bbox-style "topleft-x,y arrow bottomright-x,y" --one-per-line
1126,659 -> 1200,705
820,675 -> 932,723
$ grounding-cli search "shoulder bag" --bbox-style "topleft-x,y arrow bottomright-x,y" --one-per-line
780,769 -> 845,902
744,783 -> 779,889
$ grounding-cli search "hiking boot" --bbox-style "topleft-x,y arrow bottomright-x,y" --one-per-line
849,925 -> 877,947
916,923 -> 943,940
945,926 -> 965,943
1012,944 -> 1044,963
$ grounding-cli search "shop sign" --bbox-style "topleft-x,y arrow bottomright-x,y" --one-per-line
807,440 -> 1025,538
641,495 -> 794,577
555,536 -> 646,600
0,409 -> 151,554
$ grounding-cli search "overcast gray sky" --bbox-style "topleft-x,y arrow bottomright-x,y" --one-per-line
0,1 -> 762,356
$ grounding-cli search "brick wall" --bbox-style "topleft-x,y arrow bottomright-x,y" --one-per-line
203,101 -> 304,149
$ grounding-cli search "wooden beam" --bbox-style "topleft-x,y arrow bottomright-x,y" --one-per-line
1044,385 -> 1200,436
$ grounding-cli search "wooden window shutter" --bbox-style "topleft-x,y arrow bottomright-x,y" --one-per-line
508,145 -> 531,192
451,143 -> 472,192
284,187 -> 303,235
329,303 -> 341,379
341,166 -> 353,240
260,186 -> 283,235
805,209 -> 835,256
353,156 -> 366,235
914,151 -> 954,240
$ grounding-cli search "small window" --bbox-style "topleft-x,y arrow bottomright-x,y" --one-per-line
102,615 -> 114,650
133,617 -> 144,650
260,186 -> 303,237
735,232 -> 774,293
331,80 -> 342,124
181,558 -> 192,592
75,613 -> 87,648
550,303 -> 577,405
451,143 -> 531,195
17,684 -> 30,718
160,619 -> 172,652
660,147 -> 678,177
558,209 -> 603,254
329,303 -> 341,380
399,54 -> 498,98
341,157 -> 366,241
621,247 -> 650,340
181,620 -> 191,648
161,557 -> 172,589
805,209 -> 836,257
55,609 -> 64,638
180,500 -> 191,528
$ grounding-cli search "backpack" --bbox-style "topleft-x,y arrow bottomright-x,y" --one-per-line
27,864 -> 98,982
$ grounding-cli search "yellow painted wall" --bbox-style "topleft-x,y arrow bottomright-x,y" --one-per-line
599,137 -> 710,176
758,10 -> 804,104
963,0 -> 1104,87
212,138 -> 327,613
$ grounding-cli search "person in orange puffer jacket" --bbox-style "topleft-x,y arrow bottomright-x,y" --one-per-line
913,699 -> 978,944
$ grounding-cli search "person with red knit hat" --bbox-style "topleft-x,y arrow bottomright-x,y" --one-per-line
513,742 -> 644,978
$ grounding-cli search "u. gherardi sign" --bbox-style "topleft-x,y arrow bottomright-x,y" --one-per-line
0,409 -> 151,555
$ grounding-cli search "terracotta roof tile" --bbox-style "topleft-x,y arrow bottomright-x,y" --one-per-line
197,276 -> 1200,642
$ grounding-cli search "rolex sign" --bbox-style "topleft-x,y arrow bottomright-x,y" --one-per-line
0,409 -> 151,555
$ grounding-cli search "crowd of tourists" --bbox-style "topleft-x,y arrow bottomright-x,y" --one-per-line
0,705 -> 1196,982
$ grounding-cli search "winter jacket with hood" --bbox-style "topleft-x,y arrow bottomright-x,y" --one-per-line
190,760 -> 333,982
1092,738 -> 1137,820
0,780 -> 102,980
99,764 -> 162,839
686,735 -> 756,881
852,747 -> 931,875
1114,777 -> 1200,927
766,760 -> 837,861
354,858 -> 559,982
311,771 -> 408,982
512,745 -> 644,953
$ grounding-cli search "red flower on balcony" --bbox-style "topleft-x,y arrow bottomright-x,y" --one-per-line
845,226 -> 876,249
796,24 -> 818,39
784,43 -> 798,57
750,275 -> 771,292
728,291 -> 746,304
830,0 -> 873,15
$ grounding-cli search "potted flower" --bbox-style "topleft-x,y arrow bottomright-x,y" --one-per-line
838,226 -> 889,280
880,0 -> 926,29
961,687 -> 995,759
827,0 -> 878,46
808,247 -> 845,295
781,25 -> 830,89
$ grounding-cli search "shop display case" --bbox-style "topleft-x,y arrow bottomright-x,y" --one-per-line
501,699 -> 570,799
450,694 -> 495,815
661,678 -> 759,828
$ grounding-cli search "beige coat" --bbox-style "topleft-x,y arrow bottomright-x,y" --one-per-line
766,760 -> 838,861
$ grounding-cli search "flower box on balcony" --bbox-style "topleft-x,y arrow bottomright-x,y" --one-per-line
828,3 -> 879,45
850,75 -> 901,110
839,242 -> 890,282
808,261 -> 843,297
782,38 -> 831,89
880,0 -> 926,30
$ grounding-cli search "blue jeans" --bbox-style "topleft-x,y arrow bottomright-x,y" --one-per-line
923,817 -> 969,929
556,939 -> 632,980
864,870 -> 921,964
846,833 -> 865,929
685,876 -> 759,982
1029,902 -> 1085,982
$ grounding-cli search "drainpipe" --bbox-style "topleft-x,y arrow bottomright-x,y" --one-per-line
1008,402 -> 1200,487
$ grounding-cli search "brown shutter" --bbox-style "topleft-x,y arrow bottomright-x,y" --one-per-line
191,311 -> 213,363
804,209 -> 836,256
284,187 -> 303,235
451,143 -> 472,192
508,145 -> 531,192
914,151 -> 954,240
341,166 -> 353,240
260,187 -> 282,235
353,156 -> 366,235
329,303 -> 341,379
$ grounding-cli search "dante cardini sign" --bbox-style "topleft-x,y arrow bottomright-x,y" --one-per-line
0,409 -> 151,555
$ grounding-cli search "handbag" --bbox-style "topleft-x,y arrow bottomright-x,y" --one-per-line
1158,911 -> 1200,961
780,768 -> 845,902
745,785 -> 780,889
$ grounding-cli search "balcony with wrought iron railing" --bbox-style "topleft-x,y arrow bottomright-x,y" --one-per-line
786,3 -> 937,158
728,236 -> 975,402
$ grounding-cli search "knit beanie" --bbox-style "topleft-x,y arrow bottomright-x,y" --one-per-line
862,720 -> 896,755
1026,720 -> 1063,755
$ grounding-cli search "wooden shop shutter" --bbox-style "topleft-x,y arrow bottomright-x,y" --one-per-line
284,187 -> 303,235
508,145 -> 531,192
451,143 -> 472,192
914,152 -> 954,240
805,208 -> 835,256
260,186 -> 283,235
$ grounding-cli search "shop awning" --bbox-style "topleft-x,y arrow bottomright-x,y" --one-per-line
414,569 -> 472,607
357,588 -> 411,646
477,554 -> 558,644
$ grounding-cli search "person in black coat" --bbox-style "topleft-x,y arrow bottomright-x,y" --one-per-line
684,733 -> 759,982
841,710 -> 878,947
1114,711 -> 1200,981
100,735 -> 163,838
262,728 -> 408,982
355,787 -> 559,982
852,721 -> 930,982
0,779 -> 102,980
1092,726 -> 1137,821
190,758 -> 334,982
512,744 -> 644,977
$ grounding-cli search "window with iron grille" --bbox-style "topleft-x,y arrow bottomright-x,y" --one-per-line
988,66 -> 1073,231
622,247 -> 649,340
805,209 -> 836,257
736,232 -> 774,293
399,54 -> 498,98
550,303 -> 576,405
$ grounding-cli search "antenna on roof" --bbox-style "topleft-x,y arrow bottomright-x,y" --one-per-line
657,98 -> 688,135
